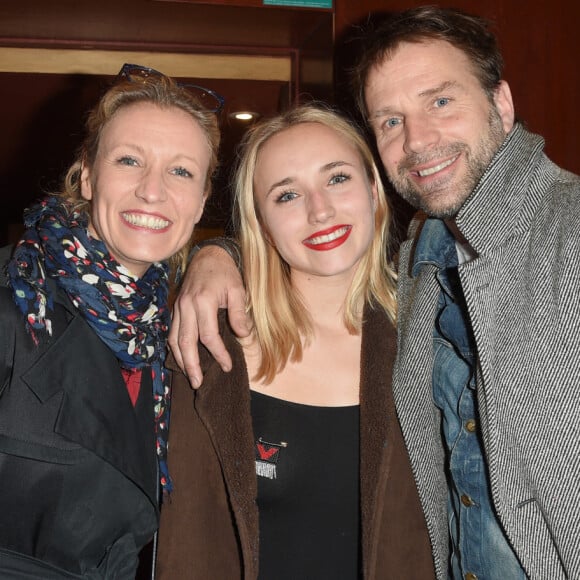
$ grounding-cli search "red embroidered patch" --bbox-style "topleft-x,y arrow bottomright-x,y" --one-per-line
254,437 -> 287,480
256,443 -> 279,461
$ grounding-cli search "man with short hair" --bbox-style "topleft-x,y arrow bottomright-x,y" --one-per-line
170,7 -> 580,579
348,7 -> 580,579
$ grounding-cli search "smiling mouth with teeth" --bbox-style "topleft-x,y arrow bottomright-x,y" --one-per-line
416,154 -> 459,177
305,225 -> 350,246
122,212 -> 170,230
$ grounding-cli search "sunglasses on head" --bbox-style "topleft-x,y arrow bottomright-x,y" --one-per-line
117,63 -> 225,114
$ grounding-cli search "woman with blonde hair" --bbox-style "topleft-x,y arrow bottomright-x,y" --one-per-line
0,64 -> 221,578
157,104 -> 433,579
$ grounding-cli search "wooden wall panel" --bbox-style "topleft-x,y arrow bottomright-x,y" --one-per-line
0,0 -> 332,52
334,0 -> 579,175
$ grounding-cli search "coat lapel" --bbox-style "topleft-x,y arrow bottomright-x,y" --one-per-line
193,314 -> 259,575
21,312 -> 158,507
359,305 -> 393,570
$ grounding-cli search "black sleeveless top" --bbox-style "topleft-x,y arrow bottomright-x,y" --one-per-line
250,390 -> 360,579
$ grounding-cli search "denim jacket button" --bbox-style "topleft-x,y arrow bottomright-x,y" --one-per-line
461,494 -> 474,507
465,419 -> 477,433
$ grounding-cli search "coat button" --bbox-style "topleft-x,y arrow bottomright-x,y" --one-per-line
465,573 -> 478,580
461,494 -> 474,507
465,419 -> 477,432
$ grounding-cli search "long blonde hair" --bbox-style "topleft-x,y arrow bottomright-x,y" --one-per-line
234,104 -> 397,383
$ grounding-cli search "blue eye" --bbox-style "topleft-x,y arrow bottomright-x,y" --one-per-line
276,191 -> 298,203
435,97 -> 450,107
118,156 -> 138,166
329,173 -> 350,185
172,167 -> 193,178
385,117 -> 401,129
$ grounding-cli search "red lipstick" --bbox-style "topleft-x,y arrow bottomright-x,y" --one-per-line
302,225 -> 352,251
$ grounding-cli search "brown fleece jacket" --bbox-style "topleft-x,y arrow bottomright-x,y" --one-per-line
156,306 -> 435,579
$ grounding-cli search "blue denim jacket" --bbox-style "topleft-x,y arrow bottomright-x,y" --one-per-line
413,219 -> 526,580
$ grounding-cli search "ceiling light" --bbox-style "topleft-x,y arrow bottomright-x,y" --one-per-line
230,111 -> 258,121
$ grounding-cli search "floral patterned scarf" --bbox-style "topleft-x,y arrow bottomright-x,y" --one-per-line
7,196 -> 173,493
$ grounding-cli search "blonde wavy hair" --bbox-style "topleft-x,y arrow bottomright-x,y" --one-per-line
57,71 -> 220,284
234,104 -> 397,383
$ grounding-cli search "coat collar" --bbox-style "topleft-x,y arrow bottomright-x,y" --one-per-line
454,124 -> 548,256
402,125 -> 550,274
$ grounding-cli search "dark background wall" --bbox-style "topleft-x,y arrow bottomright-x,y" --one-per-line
335,0 -> 579,175
333,0 -> 579,243
0,0 -> 577,247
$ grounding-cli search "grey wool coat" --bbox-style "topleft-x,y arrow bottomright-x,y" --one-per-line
394,124 -> 580,579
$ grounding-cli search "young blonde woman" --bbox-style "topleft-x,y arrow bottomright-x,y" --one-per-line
157,105 -> 433,579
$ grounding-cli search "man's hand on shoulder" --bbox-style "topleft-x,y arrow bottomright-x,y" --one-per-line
169,244 -> 249,388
